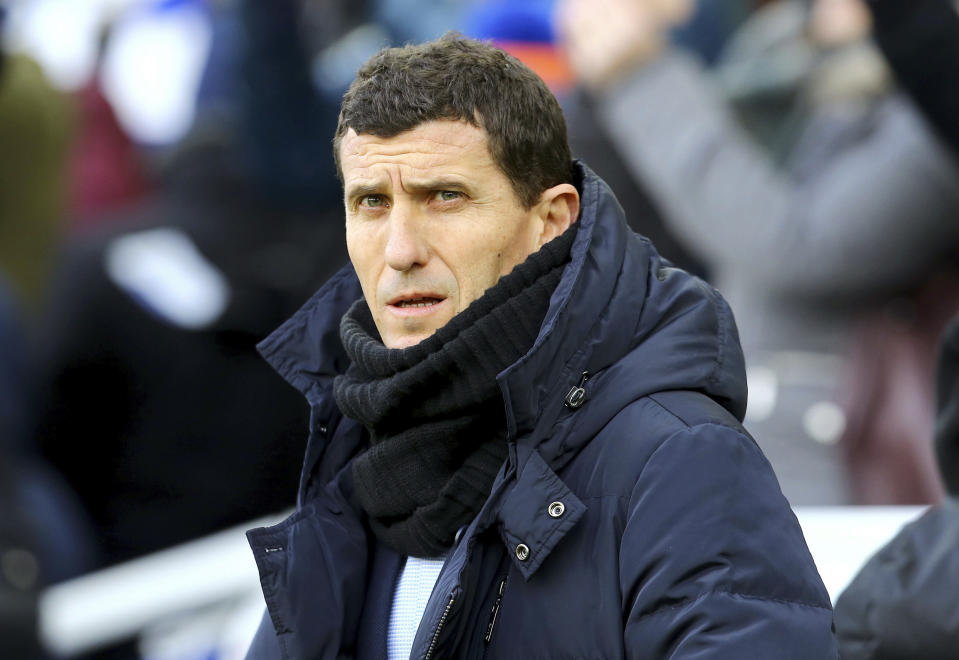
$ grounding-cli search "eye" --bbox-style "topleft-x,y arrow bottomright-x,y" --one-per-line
432,190 -> 464,204
359,194 -> 389,209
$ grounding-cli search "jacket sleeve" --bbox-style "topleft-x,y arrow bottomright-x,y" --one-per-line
620,423 -> 838,658
595,51 -> 959,298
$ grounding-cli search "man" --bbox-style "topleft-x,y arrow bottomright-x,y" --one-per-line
244,34 -> 837,659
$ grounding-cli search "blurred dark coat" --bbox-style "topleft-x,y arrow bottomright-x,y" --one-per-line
243,163 -> 836,659
869,0 -> 959,157
1,282 -> 47,658
834,500 -> 959,660
35,137 -> 349,566
0,279 -> 28,451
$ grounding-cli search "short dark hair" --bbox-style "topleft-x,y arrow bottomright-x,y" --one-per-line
333,33 -> 574,209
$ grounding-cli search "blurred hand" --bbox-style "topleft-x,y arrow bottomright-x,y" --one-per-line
809,0 -> 873,47
555,0 -> 694,92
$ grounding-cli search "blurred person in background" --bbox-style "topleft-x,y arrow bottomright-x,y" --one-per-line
832,7 -> 959,655
0,479 -> 46,659
0,273 -> 50,660
33,0 -> 354,578
0,0 -> 96,575
867,0 -> 959,158
1,273 -> 96,658
0,16 -> 71,322
67,23 -> 150,229
864,0 -> 959,483
557,0 -> 959,505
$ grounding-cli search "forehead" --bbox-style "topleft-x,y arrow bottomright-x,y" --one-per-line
339,120 -> 499,185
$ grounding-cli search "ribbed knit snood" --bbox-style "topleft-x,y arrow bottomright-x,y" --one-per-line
333,224 -> 576,557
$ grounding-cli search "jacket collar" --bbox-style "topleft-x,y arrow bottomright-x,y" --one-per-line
256,265 -> 361,407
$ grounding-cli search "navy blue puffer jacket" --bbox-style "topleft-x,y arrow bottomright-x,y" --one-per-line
244,163 -> 838,659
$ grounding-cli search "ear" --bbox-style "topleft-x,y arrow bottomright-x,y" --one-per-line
535,183 -> 581,248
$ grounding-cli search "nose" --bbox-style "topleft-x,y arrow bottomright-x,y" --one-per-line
384,204 -> 429,272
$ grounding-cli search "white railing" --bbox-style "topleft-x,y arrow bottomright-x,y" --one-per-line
796,505 -> 927,599
39,513 -> 286,659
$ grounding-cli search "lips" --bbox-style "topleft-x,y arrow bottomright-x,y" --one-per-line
394,298 -> 441,308
387,293 -> 446,309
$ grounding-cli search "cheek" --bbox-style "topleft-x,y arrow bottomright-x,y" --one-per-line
496,220 -> 539,273
345,228 -> 363,277
457,236 -> 527,301
346,225 -> 379,298
448,252 -> 504,311
445,212 -> 539,308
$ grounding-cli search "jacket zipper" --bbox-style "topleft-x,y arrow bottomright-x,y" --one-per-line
424,593 -> 456,660
484,575 -> 508,645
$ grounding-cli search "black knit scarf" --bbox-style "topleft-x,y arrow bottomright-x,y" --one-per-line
333,226 -> 576,557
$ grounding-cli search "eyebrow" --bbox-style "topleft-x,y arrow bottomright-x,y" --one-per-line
402,178 -> 470,194
344,182 -> 384,202
345,178 -> 471,201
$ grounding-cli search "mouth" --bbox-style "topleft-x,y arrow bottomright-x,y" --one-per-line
387,294 -> 447,310
390,298 -> 443,309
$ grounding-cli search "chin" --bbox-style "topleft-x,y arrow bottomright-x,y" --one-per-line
383,319 -> 449,349
384,331 -> 433,350
386,337 -> 421,350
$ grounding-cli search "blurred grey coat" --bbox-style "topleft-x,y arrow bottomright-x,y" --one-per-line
592,0 -> 959,504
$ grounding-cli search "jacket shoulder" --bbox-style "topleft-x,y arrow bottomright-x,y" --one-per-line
566,390 -> 757,503
646,389 -> 749,436
593,389 -> 752,467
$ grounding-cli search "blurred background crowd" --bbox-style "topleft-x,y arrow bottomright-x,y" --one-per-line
2,0 -> 959,657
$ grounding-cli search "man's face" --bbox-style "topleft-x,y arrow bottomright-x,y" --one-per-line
341,120 -> 554,349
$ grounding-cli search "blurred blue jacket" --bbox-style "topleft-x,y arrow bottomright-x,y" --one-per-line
1,278 -> 97,584
0,279 -> 26,449
243,163 -> 837,659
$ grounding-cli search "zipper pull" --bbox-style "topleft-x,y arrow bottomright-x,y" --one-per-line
484,575 -> 508,645
564,371 -> 590,410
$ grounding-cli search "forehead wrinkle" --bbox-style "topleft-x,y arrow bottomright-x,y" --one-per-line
344,163 -> 458,194
341,122 -> 502,198
346,156 -> 490,188
343,121 -> 489,159
347,131 -> 473,158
